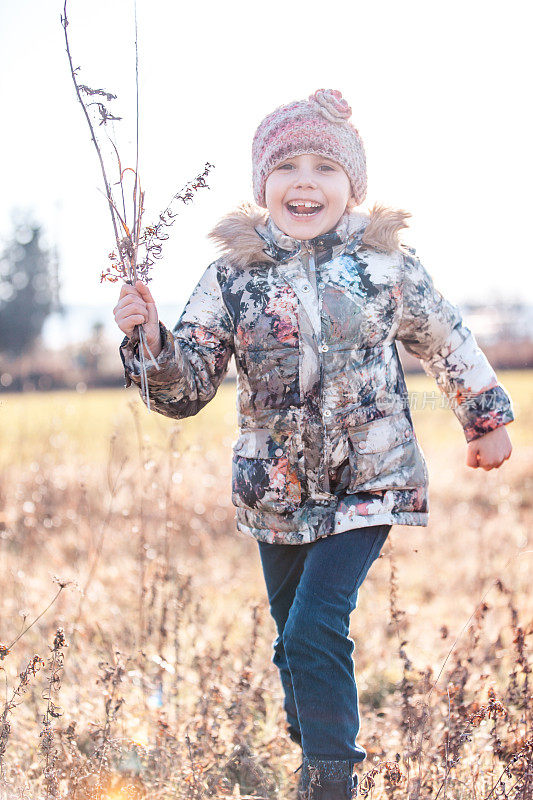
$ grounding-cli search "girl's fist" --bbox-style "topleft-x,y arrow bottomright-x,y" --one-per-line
466,425 -> 512,470
113,281 -> 161,356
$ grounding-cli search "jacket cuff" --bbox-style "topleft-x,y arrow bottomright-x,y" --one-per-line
119,321 -> 172,388
454,385 -> 515,442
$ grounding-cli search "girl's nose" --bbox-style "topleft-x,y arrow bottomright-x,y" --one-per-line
294,172 -> 317,189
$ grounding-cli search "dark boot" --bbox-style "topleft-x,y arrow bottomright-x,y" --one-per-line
296,758 -> 357,800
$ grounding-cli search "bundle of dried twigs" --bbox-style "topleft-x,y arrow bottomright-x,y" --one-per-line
60,0 -> 214,409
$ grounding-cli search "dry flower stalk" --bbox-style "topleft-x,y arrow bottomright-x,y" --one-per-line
60,0 -> 214,410
40,628 -> 67,799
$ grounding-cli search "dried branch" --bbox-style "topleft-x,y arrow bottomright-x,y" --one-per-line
61,0 -> 153,406
61,1 -> 215,412
60,2 -> 122,257
0,580 -> 71,659
78,85 -> 117,101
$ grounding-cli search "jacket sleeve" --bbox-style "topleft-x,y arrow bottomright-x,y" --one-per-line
119,261 -> 234,420
396,247 -> 514,442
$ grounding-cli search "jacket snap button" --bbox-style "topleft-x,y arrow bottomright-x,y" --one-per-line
302,284 -> 310,292
324,410 -> 332,418
275,448 -> 283,456
320,344 -> 329,353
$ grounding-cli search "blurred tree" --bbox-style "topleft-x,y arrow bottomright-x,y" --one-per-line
0,218 -> 60,357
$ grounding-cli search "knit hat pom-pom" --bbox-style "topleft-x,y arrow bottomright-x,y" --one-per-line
309,88 -> 352,123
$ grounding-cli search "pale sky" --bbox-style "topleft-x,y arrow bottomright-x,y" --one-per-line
1,0 -> 532,334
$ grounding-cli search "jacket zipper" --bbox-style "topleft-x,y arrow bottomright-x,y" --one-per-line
302,240 -> 330,494
302,240 -> 318,296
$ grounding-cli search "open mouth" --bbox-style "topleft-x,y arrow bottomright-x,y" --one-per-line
285,201 -> 324,219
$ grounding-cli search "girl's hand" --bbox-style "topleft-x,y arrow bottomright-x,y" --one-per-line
466,425 -> 512,470
113,280 -> 161,357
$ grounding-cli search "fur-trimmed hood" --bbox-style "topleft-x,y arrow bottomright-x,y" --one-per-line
208,201 -> 412,270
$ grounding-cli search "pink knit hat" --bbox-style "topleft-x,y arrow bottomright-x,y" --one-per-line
252,89 -> 367,208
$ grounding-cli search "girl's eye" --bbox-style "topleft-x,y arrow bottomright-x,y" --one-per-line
277,163 -> 335,171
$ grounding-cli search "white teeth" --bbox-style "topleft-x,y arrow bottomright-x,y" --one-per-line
287,201 -> 323,217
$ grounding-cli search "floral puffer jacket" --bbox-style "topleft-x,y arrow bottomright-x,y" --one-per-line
120,202 -> 514,544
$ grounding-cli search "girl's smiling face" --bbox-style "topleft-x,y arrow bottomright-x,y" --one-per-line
264,153 -> 354,240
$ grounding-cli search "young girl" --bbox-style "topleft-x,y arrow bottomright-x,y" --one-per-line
114,89 -> 514,799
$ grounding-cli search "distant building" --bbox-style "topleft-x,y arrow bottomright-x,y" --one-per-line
461,301 -> 533,344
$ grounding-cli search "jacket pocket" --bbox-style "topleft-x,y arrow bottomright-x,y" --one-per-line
347,411 -> 425,492
231,429 -> 302,514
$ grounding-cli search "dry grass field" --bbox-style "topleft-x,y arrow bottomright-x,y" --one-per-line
0,369 -> 531,799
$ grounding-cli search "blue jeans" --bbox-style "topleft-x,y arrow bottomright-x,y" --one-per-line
257,524 -> 391,762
